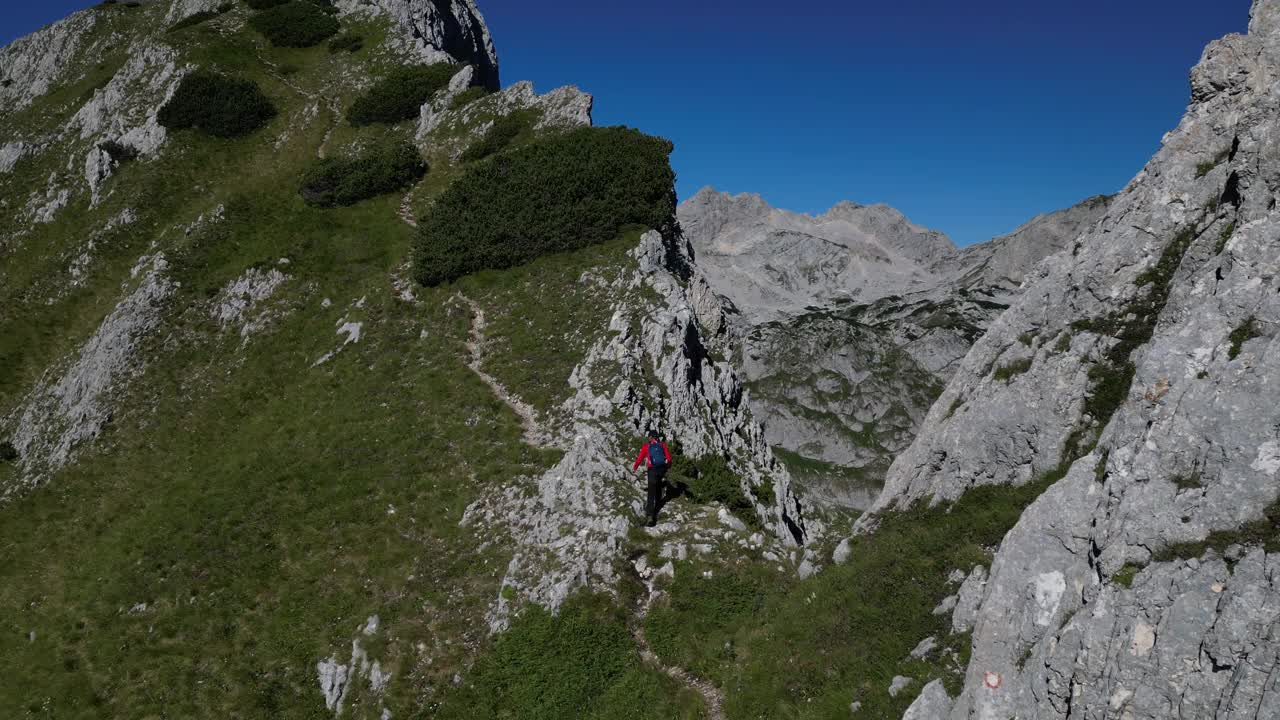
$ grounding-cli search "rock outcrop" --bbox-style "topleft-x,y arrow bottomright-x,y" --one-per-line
859,1 -> 1280,716
335,0 -> 500,89
464,230 -> 811,631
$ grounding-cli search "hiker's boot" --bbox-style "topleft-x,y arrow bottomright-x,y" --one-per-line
646,515 -> 658,528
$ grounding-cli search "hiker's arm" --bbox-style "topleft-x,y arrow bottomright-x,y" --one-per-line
661,442 -> 671,463
631,448 -> 644,471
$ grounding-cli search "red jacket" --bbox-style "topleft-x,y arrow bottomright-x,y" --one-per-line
632,440 -> 672,470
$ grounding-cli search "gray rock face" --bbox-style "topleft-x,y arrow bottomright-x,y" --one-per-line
417,77 -> 593,158
679,190 -> 1110,508
0,10 -> 97,112
940,194 -> 1113,294
335,0 -> 500,89
4,255 -> 175,497
861,2 -> 1280,717
463,231 -> 811,632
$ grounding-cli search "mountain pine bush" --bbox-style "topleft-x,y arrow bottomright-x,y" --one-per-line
299,141 -> 427,208
328,32 -> 364,53
414,126 -> 675,286
157,70 -> 278,138
247,1 -> 340,48
347,64 -> 459,126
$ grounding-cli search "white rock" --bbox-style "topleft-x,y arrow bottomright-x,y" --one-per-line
888,675 -> 913,697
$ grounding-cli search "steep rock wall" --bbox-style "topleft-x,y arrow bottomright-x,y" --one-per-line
882,1 -> 1280,716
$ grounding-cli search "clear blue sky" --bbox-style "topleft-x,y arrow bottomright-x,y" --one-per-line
4,0 -> 1253,245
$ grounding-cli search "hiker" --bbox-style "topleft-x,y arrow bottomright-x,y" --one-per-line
631,430 -> 672,527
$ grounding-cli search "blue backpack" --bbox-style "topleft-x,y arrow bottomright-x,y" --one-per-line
647,440 -> 667,467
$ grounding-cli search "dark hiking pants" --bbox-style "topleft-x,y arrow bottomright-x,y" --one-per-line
646,465 -> 668,522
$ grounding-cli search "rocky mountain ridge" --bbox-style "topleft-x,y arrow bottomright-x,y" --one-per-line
680,188 -> 1112,508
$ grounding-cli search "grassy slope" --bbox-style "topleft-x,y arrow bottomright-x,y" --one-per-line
0,5 -> 702,718
0,6 -> 1065,720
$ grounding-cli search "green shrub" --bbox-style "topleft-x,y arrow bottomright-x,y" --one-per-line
347,63 -> 458,126
450,85 -> 490,110
459,109 -> 540,162
750,478 -> 776,507
414,126 -> 675,287
1153,499 -> 1280,563
327,32 -> 363,53
1216,222 -> 1236,254
248,1 -> 339,48
157,70 -> 278,139
1054,332 -> 1073,353
299,141 -> 427,208
1112,563 -> 1142,588
1171,472 -> 1203,491
992,357 -> 1033,383
1195,161 -> 1216,178
98,140 -> 138,163
1228,317 -> 1262,360
0,441 -> 17,462
672,454 -> 759,528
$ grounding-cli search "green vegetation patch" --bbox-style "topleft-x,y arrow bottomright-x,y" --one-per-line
450,85 -> 491,110
0,441 -> 17,462
993,357 -> 1034,383
1228,317 -> 1262,360
438,594 -> 704,719
1171,472 -> 1204,491
670,454 -> 761,529
1054,332 -> 1073,353
98,140 -> 138,164
414,126 -> 675,287
299,141 -> 427,208
645,564 -> 770,678
327,32 -> 363,53
1067,224 -> 1200,458
347,63 -> 459,126
1113,563 -> 1142,588
459,109 -> 541,163
1216,222 -> 1236,254
247,1 -> 340,48
715,474 -> 1060,716
455,232 -> 641,413
157,70 -> 278,139
1153,500 -> 1280,563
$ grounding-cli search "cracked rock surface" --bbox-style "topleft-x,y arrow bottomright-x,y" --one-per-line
861,2 -> 1280,716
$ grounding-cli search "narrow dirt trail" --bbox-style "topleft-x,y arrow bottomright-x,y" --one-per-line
631,566 -> 727,720
453,293 -> 550,447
